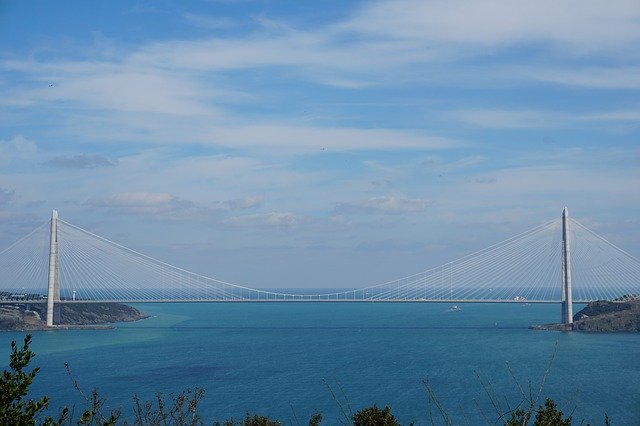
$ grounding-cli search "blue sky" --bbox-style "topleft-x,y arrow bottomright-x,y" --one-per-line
1,0 -> 639,288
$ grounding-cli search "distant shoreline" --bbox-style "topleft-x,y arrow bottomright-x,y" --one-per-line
0,302 -> 148,331
530,299 -> 640,332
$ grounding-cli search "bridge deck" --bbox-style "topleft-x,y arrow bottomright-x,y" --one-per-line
0,299 -> 585,304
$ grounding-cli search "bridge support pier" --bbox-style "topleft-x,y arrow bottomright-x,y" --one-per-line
561,207 -> 573,325
46,210 -> 59,326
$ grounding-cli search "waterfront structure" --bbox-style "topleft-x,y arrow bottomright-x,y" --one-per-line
561,207 -> 573,325
0,208 -> 638,326
46,210 -> 59,327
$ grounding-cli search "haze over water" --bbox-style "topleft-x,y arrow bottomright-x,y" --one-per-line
1,302 -> 638,424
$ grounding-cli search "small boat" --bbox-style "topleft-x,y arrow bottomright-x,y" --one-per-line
450,305 -> 461,312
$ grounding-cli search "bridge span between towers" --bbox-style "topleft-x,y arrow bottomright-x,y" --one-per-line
1,208 -> 639,326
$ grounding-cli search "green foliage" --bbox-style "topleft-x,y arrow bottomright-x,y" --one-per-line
506,408 -> 532,426
506,398 -> 571,426
533,399 -> 571,426
133,388 -> 204,426
352,404 -> 399,426
216,413 -> 281,426
0,334 -> 50,425
0,335 -> 118,426
308,411 -> 322,426
63,362 -> 120,426
214,411 -> 321,426
75,388 -> 119,426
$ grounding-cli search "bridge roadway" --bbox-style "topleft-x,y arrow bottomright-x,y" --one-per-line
0,298 -> 581,304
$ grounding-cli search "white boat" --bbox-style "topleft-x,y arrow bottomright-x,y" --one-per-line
450,305 -> 461,312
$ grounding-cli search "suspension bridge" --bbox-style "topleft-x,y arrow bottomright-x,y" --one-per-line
0,208 -> 639,326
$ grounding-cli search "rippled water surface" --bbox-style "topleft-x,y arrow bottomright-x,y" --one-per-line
1,302 -> 638,424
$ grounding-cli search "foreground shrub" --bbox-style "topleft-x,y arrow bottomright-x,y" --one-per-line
506,398 -> 571,426
0,335 -> 50,424
352,404 -> 400,426
215,413 -> 281,426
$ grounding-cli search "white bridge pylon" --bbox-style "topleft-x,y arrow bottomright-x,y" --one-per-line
0,211 -> 639,311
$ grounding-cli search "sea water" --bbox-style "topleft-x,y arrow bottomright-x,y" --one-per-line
1,303 -> 638,424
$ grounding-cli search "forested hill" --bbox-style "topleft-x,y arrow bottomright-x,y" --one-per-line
0,303 -> 147,330
572,299 -> 640,332
531,298 -> 640,332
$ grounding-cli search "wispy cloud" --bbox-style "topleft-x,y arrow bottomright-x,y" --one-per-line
473,176 -> 498,184
4,0 -> 637,130
459,165 -> 640,202
419,155 -> 487,172
0,136 -> 37,165
44,154 -> 118,169
448,109 -> 558,129
336,196 -> 433,214
2,0 -> 636,168
220,196 -> 264,210
224,212 -> 298,228
343,0 -> 640,54
208,125 -> 459,152
0,1 -> 638,284
128,1 -> 640,82
580,109 -> 640,122
84,191 -> 272,222
85,192 -> 199,220
448,107 -> 640,129
0,188 -> 15,206
87,192 -> 183,207
519,66 -> 640,89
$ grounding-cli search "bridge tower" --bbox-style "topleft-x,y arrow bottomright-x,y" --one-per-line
46,210 -> 60,326
561,207 -> 573,324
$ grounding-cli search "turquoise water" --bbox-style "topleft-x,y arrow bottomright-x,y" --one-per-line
1,303 -> 639,424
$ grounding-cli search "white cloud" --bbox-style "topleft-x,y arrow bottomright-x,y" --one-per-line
446,155 -> 487,170
0,136 -> 37,164
419,155 -> 487,171
1,0 -> 638,135
0,59 -> 223,117
0,56 -> 460,153
54,112 -> 461,152
580,109 -> 640,122
224,212 -> 298,228
337,196 -> 433,214
519,66 -> 640,89
59,68 -> 219,116
85,192 -> 199,220
95,192 -> 176,206
460,165 -> 640,201
44,154 -> 118,169
0,2 -> 638,271
449,107 -> 640,128
208,125 -> 459,152
449,109 -> 559,129
0,188 -> 15,205
473,176 -> 498,184
83,189 -> 270,222
342,0 -> 640,53
2,0 -> 636,166
126,1 -> 640,82
221,196 -> 264,210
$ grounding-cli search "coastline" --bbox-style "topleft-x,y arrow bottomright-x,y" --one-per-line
530,299 -> 640,332
0,303 -> 149,331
